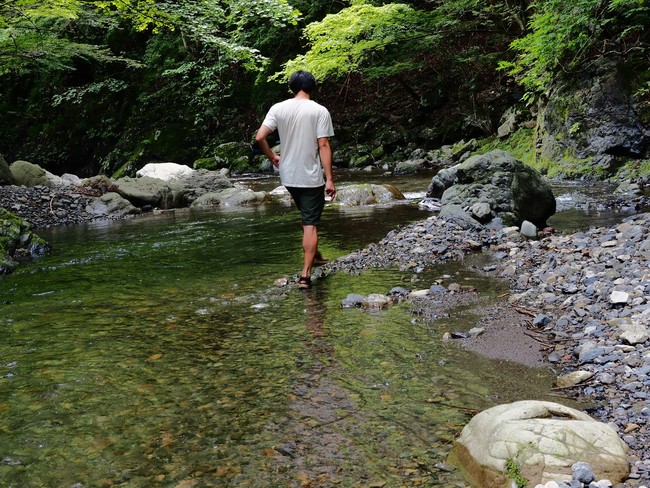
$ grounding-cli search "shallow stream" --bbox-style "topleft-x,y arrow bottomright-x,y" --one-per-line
0,173 -> 639,487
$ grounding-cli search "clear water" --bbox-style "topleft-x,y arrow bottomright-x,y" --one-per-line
1,174 -> 618,487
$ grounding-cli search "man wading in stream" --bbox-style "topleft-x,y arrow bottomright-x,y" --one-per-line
255,70 -> 336,289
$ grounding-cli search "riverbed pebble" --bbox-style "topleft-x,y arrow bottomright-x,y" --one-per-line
0,184 -> 114,228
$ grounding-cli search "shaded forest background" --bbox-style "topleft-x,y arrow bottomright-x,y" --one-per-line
1,0 -> 649,179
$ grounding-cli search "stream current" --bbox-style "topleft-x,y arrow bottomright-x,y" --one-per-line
0,172 -> 638,487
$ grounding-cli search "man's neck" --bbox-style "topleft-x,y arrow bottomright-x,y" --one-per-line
294,91 -> 311,100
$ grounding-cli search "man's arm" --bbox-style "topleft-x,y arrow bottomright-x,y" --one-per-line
255,124 -> 280,167
318,137 -> 336,200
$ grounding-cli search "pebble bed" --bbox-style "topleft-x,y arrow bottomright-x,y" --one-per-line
326,210 -> 650,487
0,184 -> 119,228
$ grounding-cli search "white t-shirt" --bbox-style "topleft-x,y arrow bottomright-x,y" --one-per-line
262,98 -> 334,188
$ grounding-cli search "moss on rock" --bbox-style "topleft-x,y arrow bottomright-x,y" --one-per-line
0,208 -> 50,274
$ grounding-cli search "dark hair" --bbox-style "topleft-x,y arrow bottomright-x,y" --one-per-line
289,70 -> 317,95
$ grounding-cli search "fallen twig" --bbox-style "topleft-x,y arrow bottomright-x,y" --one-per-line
513,306 -> 537,317
523,331 -> 552,345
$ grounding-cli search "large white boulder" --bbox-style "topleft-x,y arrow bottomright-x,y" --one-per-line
136,162 -> 195,181
451,400 -> 629,487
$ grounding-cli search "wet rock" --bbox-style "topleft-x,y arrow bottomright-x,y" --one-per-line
95,192 -> 141,217
1,208 -> 49,273
387,286 -> 410,296
1,456 -> 23,466
408,289 -> 430,298
452,401 -> 629,487
191,187 -> 268,207
365,294 -> 393,309
341,294 -> 367,308
336,184 -> 405,206
113,175 -> 187,208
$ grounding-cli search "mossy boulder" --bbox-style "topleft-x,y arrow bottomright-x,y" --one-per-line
112,176 -> 188,209
190,187 -> 268,207
193,157 -> 221,171
9,160 -> 49,187
0,154 -> 14,185
0,208 -> 49,274
428,150 -> 556,227
336,184 -> 405,206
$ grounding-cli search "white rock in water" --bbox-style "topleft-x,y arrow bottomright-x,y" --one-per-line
136,162 -> 195,181
408,289 -> 430,298
609,290 -> 629,304
366,294 -> 393,309
270,186 -> 289,196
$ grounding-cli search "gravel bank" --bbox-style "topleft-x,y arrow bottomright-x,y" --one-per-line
324,211 -> 650,487
0,184 -> 126,228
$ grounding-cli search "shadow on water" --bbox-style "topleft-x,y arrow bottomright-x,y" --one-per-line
1,174 -> 632,487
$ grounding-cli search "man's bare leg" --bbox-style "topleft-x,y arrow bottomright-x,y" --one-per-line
301,224 -> 318,278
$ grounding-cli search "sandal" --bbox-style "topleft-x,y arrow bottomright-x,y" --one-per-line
297,276 -> 312,289
313,251 -> 329,266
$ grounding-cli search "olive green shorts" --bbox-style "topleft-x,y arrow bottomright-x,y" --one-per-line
286,185 -> 325,226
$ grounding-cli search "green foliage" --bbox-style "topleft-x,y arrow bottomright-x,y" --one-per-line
1,0 -> 301,77
501,0 -> 650,102
616,159 -> 650,180
479,129 -> 536,166
193,157 -> 218,170
275,0 -> 529,83
276,3 -> 439,81
0,2 -> 129,76
0,0 -> 304,175
505,458 -> 528,488
93,0 -> 301,69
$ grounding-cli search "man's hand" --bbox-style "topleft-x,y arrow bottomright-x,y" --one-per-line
272,154 -> 280,168
325,180 -> 336,201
